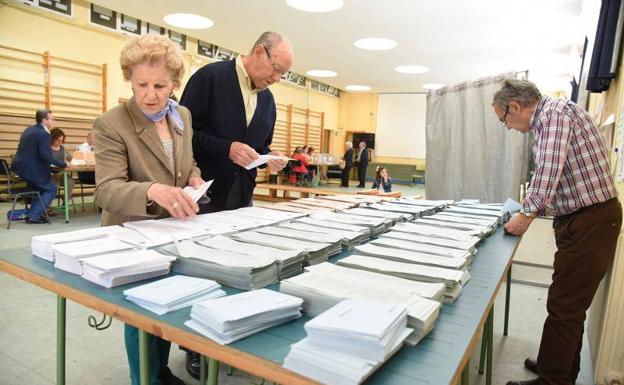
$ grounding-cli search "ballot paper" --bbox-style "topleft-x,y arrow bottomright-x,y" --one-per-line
278,222 -> 368,249
283,300 -> 412,385
414,217 -> 489,237
354,243 -> 470,270
393,222 -> 482,243
167,240 -> 278,290
182,180 -> 213,202
196,235 -> 305,279
369,203 -> 433,217
81,249 -> 176,288
342,207 -> 410,222
381,230 -> 478,252
295,217 -> 370,235
255,226 -> 345,245
294,198 -> 355,210
31,226 -> 121,262
370,237 -> 473,260
244,154 -> 292,170
501,198 -> 523,214
53,237 -> 137,275
234,206 -> 307,222
123,219 -> 207,247
123,275 -> 226,315
185,289 -> 303,344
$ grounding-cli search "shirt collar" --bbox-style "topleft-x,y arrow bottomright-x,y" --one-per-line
41,123 -> 50,134
235,56 -> 262,94
529,96 -> 549,132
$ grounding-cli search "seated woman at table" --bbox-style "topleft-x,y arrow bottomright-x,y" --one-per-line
306,146 -> 316,178
292,146 -> 309,175
371,166 -> 392,193
94,34 -> 204,385
50,128 -> 74,208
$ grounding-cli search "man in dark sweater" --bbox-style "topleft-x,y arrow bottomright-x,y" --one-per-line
181,31 -> 291,213
179,31 -> 292,378
356,140 -> 369,188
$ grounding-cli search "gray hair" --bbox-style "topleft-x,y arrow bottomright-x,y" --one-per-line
345,141 -> 353,149
492,79 -> 542,109
35,108 -> 51,124
250,31 -> 285,53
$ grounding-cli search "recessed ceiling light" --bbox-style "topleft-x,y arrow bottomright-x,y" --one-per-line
422,83 -> 445,90
354,38 -> 397,51
286,0 -> 344,12
163,13 -> 213,29
345,85 -> 371,92
306,69 -> 338,77
395,65 -> 430,74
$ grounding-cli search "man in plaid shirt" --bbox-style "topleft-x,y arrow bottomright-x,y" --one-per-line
493,79 -> 621,385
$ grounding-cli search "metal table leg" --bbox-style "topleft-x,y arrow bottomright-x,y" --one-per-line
486,306 -> 494,385
504,265 -> 512,336
57,295 -> 66,385
200,355 -> 207,385
461,356 -> 470,385
478,325 -> 487,374
139,330 -> 150,385
63,170 -> 69,223
208,358 -> 220,385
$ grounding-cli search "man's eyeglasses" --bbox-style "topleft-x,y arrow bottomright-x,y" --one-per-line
500,105 -> 510,127
262,46 -> 287,76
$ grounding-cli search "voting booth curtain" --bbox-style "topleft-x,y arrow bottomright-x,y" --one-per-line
425,72 -> 530,203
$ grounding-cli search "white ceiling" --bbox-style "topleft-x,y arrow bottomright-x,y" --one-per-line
92,0 -> 592,93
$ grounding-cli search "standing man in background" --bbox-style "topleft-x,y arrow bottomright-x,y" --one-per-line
340,141 -> 353,187
493,79 -> 621,385
356,140 -> 369,188
11,109 -> 68,223
179,31 -> 291,378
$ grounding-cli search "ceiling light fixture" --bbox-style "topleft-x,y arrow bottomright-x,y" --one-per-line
354,38 -> 397,51
286,0 -> 344,12
395,65 -> 430,74
422,83 -> 445,90
345,85 -> 371,92
306,69 -> 338,77
163,13 -> 214,29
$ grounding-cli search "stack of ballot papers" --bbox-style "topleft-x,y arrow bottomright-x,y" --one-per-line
444,205 -> 507,224
337,255 -> 470,302
311,212 -> 389,235
254,226 -> 344,247
191,211 -> 270,233
413,217 -> 492,238
283,299 -> 412,385
123,219 -> 208,247
185,289 -> 303,344
266,202 -> 332,215
393,222 -> 482,243
32,226 -> 118,262
197,235 -> 305,279
293,198 -> 355,210
280,262 -> 442,342
369,202 -> 434,217
381,230 -> 479,253
234,206 -> 307,222
371,237 -> 474,260
354,243 -> 470,270
320,194 -> 387,205
231,231 -> 338,266
278,222 -> 368,250
81,249 -> 176,288
429,212 -> 499,231
123,276 -> 225,315
164,240 -> 278,290
341,207 -> 410,223
294,217 -> 370,235
53,237 -> 137,275
392,198 -> 452,210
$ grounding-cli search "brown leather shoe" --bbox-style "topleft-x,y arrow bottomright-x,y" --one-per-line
524,358 -> 538,374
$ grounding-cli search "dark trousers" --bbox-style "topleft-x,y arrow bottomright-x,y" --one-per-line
198,174 -> 252,214
536,198 -> 621,385
357,165 -> 367,186
23,178 -> 56,220
341,166 -> 351,187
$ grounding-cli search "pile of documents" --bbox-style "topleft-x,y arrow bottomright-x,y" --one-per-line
428,212 -> 499,233
444,204 -> 507,224
123,275 -> 225,315
164,240 -> 278,290
123,219 -> 208,247
278,221 -> 368,250
354,243 -> 470,270
311,212 -> 389,235
280,262 -> 442,342
368,202 -> 434,218
234,206 -> 307,222
381,230 -> 479,253
393,222 -> 482,244
81,249 -> 176,288
53,237 -> 137,275
185,289 -> 303,344
294,217 -> 370,236
197,235 -> 305,279
337,255 -> 470,302
231,231 -> 339,266
341,207 -> 410,223
392,198 -> 452,210
293,198 -> 355,210
283,299 -> 412,385
267,202 -> 332,215
370,237 -> 474,261
32,226 -> 117,262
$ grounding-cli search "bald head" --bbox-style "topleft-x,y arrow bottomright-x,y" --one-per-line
243,31 -> 293,90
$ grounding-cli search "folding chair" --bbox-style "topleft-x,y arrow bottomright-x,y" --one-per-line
1,159 -> 49,229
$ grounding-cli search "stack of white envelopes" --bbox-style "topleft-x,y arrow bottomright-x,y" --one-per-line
31,226 -> 120,262
81,249 -> 176,288
337,255 -> 470,302
354,243 -> 470,270
185,289 -> 303,345
231,231 -> 338,266
283,299 -> 412,385
123,219 -> 208,247
278,221 -> 368,250
165,240 -> 278,290
123,275 -> 226,315
53,237 -> 137,275
197,235 -> 305,279
280,262 -> 442,343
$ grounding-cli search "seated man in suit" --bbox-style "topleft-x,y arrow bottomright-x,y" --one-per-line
12,109 -> 68,223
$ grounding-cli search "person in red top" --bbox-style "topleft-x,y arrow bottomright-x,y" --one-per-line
493,79 -> 621,385
292,146 -> 309,174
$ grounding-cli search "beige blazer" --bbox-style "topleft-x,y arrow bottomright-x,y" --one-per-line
94,96 -> 201,226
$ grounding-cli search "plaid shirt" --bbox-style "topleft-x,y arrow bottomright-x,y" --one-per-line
523,96 -> 617,217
